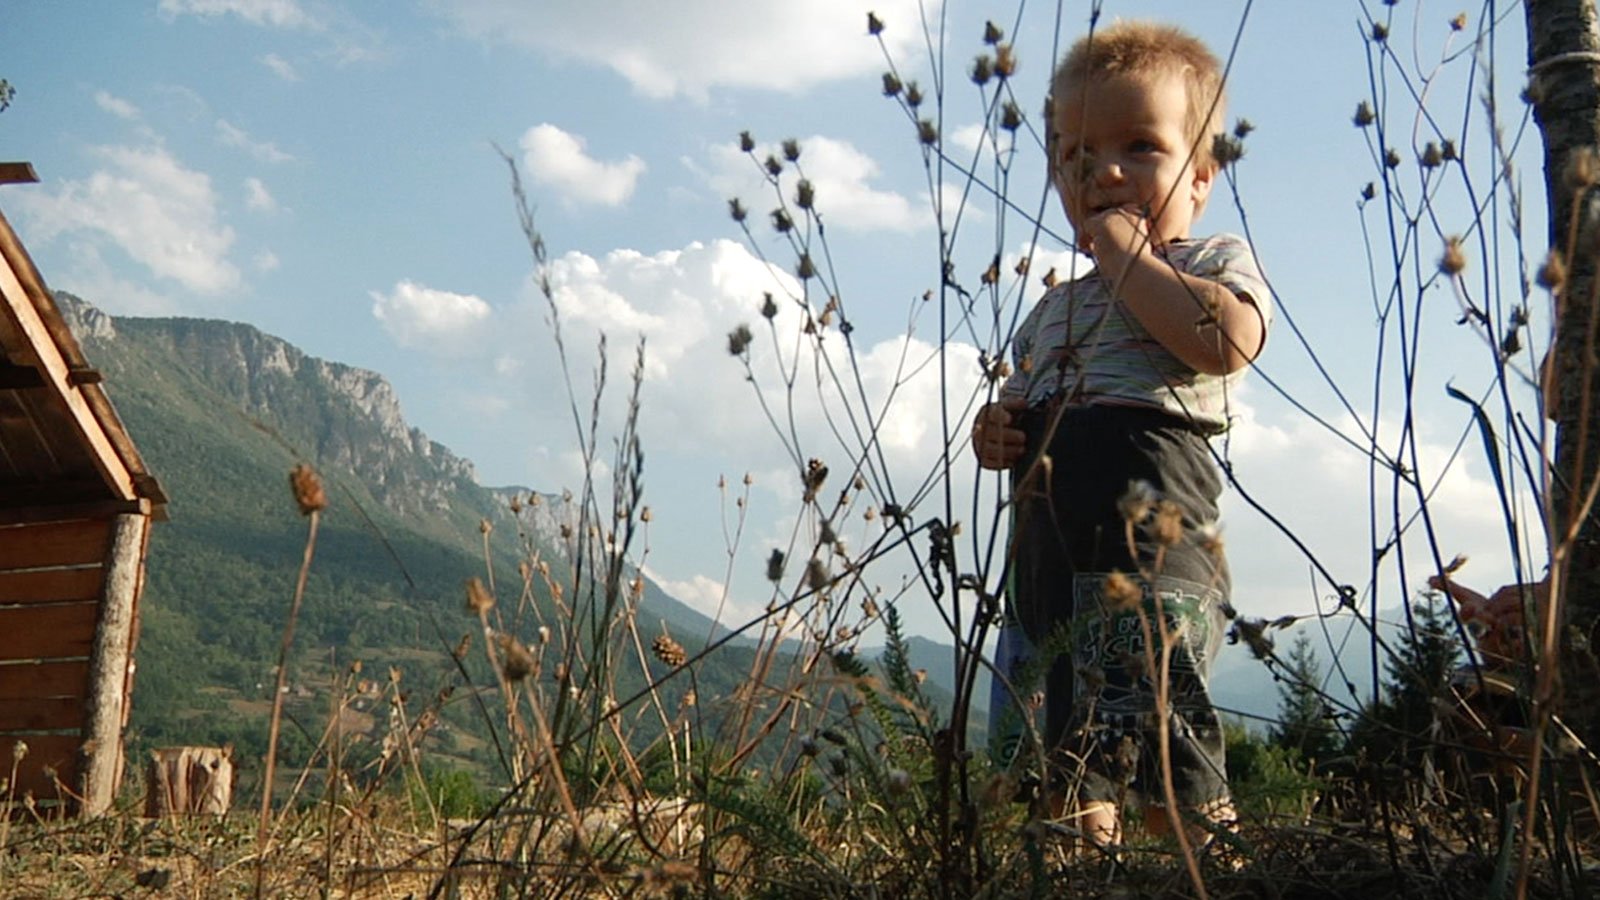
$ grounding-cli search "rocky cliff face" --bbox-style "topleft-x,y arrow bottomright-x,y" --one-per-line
58,293 -> 479,517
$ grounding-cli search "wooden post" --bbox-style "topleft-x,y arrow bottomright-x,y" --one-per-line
80,513 -> 148,816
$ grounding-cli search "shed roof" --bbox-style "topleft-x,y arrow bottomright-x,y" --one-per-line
0,185 -> 166,524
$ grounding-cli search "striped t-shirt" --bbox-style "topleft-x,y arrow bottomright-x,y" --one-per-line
1000,232 -> 1271,434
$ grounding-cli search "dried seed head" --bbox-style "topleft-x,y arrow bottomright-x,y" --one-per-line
652,633 -> 688,668
509,494 -> 523,514
453,633 -> 470,660
736,131 -> 757,155
12,740 -> 27,762
1439,236 -> 1467,275
1537,249 -> 1567,291
1421,142 -> 1443,168
759,292 -> 778,320
881,71 -> 902,97
1104,570 -> 1142,609
1117,479 -> 1157,523
728,323 -> 754,356
1450,12 -> 1467,31
796,253 -> 816,280
1211,134 -> 1244,166
981,256 -> 1000,285
766,548 -> 786,582
465,577 -> 494,615
867,11 -> 884,35
496,633 -> 536,681
1441,139 -> 1458,161
917,119 -> 938,146
1371,21 -> 1389,42
1233,118 -> 1255,139
288,464 -> 327,515
1384,147 -> 1402,169
1151,500 -> 1185,547
771,208 -> 793,233
994,44 -> 1016,78
1353,101 -> 1376,128
479,518 -> 492,535
983,20 -> 1003,44
764,154 -> 783,177
1361,182 -> 1376,201
1231,617 -> 1274,660
1042,267 -> 1058,289
728,198 -> 747,223
782,138 -> 801,162
796,179 -> 815,210
905,82 -> 923,108
806,557 -> 829,591
971,54 -> 993,87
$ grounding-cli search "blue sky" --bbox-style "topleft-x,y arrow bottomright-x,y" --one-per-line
3,1 -> 1554,659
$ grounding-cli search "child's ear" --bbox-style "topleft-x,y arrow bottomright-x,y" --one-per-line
1191,158 -> 1218,206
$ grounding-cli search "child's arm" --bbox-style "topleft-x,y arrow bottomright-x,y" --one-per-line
973,396 -> 1028,470
1084,209 -> 1266,375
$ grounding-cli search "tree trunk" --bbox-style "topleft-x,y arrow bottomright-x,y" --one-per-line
1524,0 -> 1600,754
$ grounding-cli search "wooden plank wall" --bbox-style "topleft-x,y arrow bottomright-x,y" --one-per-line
0,517 -> 110,805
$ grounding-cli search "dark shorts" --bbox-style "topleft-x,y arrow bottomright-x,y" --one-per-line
1008,402 -> 1230,810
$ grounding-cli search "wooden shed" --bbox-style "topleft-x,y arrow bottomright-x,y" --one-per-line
0,165 -> 166,815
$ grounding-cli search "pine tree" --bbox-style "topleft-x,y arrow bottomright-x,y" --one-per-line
1271,633 -> 1339,764
1348,593 -> 1461,767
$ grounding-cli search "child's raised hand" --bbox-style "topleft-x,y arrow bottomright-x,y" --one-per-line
1080,205 -> 1151,259
972,397 -> 1027,470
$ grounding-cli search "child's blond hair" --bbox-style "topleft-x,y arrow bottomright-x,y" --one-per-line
1048,21 -> 1227,170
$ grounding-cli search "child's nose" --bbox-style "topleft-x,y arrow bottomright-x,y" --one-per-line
1092,157 -> 1124,185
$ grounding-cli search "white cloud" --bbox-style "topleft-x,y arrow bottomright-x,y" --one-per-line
243,176 -> 277,212
370,280 -> 493,354
376,237 -> 988,634
706,135 -> 921,232
44,242 -> 183,315
432,0 -> 940,101
158,0 -> 317,29
253,249 -> 280,272
217,119 -> 295,163
94,91 -> 139,120
520,124 -> 645,208
14,144 -> 240,295
261,53 -> 300,81
643,568 -> 765,633
1216,387 -> 1537,622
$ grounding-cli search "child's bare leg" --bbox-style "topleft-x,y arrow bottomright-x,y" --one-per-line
1078,800 -> 1121,847
1142,798 -> 1237,848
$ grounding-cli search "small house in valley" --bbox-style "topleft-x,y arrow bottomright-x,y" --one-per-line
0,164 -> 167,815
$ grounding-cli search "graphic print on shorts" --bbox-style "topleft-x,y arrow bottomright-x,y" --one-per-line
1070,572 -> 1223,724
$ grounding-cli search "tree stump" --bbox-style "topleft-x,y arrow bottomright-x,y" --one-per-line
144,746 -> 232,817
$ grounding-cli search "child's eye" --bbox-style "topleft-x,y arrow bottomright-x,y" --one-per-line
1128,139 -> 1159,154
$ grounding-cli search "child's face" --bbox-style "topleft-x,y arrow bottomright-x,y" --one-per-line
1051,71 -> 1215,252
